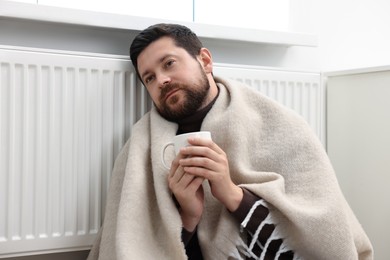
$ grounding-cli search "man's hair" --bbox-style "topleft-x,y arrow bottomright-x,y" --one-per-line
130,23 -> 203,78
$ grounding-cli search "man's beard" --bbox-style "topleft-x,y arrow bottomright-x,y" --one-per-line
156,70 -> 210,122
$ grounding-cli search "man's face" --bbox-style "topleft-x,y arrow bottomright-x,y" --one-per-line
137,37 -> 210,121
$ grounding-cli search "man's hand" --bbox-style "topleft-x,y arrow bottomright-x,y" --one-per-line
178,137 -> 243,212
168,152 -> 205,232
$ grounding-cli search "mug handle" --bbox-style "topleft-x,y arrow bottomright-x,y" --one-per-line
161,142 -> 174,170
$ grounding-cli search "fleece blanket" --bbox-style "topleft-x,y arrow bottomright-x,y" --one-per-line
87,77 -> 373,260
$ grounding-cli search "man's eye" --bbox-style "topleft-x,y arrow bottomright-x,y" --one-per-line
165,60 -> 175,67
145,76 -> 154,84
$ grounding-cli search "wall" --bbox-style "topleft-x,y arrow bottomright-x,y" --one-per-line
290,0 -> 390,71
327,68 -> 390,260
0,19 -> 318,71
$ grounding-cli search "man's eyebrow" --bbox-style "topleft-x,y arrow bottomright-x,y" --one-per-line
140,70 -> 151,81
159,54 -> 174,64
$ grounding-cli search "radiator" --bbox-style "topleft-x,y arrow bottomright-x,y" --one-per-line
0,46 -> 323,257
213,64 -> 324,142
0,46 -> 150,257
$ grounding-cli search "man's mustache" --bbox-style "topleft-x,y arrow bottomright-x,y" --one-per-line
160,83 -> 185,102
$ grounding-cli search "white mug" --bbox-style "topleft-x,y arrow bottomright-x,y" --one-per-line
161,131 -> 212,170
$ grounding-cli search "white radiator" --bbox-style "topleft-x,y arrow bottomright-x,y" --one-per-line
0,46 -> 150,257
213,64 -> 324,143
0,46 -> 323,257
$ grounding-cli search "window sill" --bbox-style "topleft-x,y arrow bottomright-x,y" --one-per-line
0,0 -> 317,47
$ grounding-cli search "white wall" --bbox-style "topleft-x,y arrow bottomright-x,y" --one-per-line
38,0 -> 194,21
327,69 -> 390,260
290,0 -> 390,71
0,16 -> 318,72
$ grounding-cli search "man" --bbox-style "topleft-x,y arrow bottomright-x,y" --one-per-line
88,23 -> 373,259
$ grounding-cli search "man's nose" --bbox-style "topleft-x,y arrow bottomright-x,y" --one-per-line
157,74 -> 171,87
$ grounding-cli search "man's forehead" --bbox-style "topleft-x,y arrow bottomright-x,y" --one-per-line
144,37 -> 176,55
138,37 -> 185,74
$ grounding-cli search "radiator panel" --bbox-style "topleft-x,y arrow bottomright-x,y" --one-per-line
0,47 -> 149,257
213,65 -> 324,142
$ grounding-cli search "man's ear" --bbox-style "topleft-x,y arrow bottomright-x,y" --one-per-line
198,48 -> 213,73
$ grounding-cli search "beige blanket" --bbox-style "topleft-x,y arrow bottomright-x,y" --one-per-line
88,77 -> 373,260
